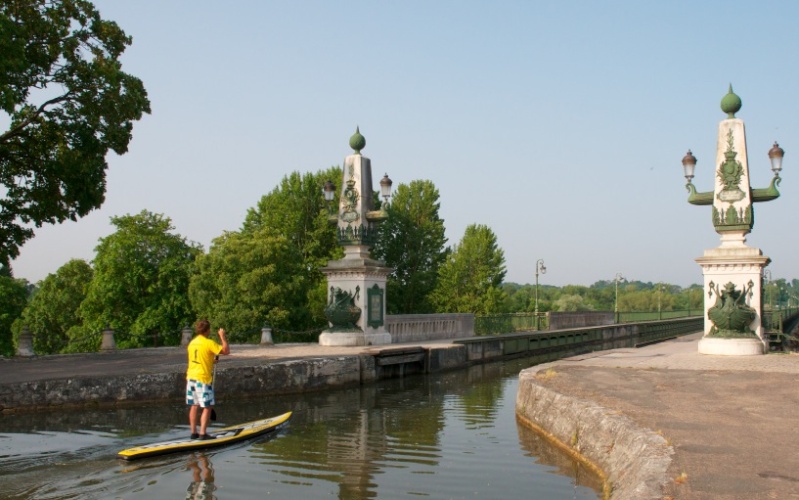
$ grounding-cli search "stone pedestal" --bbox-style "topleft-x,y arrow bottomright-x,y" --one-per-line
319,255 -> 392,347
100,327 -> 116,351
696,243 -> 769,355
181,325 -> 193,346
260,325 -> 274,345
16,326 -> 34,357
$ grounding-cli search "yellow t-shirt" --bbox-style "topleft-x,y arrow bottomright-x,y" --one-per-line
186,335 -> 223,384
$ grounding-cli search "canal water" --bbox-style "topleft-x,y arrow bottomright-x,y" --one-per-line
0,358 -> 602,499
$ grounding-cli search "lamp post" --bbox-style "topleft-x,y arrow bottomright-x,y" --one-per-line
534,259 -> 546,330
318,127 -> 394,346
379,174 -> 393,206
322,179 -> 336,216
684,86 -> 784,355
763,269 -> 773,311
657,283 -> 666,320
614,273 -> 624,323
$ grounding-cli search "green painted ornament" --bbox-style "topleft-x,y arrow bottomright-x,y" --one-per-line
720,84 -> 742,118
349,126 -> 366,154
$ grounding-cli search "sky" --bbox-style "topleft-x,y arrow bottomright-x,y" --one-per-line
8,0 -> 799,288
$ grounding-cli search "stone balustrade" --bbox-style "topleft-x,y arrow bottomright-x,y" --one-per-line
385,313 -> 475,343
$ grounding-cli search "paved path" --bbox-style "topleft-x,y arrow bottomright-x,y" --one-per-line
536,332 -> 799,499
0,340 -> 455,384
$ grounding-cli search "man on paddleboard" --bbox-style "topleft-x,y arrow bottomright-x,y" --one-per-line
186,320 -> 230,439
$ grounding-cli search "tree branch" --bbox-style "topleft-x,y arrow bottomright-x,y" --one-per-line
0,92 -> 72,144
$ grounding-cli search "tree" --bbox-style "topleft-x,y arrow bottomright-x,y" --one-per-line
12,258 -> 92,354
78,211 -> 199,349
431,224 -> 507,314
189,229 -> 310,340
0,0 -> 150,265
372,180 -> 447,314
242,167 -> 343,321
553,294 -> 593,312
242,167 -> 342,268
0,266 -> 27,356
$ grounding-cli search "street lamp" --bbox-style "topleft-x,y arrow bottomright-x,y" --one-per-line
684,86 -> 784,355
763,270 -> 773,311
614,273 -> 624,323
322,179 -> 336,217
379,174 -> 393,206
534,259 -> 546,330
684,86 -> 784,218
657,283 -> 666,320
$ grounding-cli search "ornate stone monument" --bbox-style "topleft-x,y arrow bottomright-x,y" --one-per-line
683,86 -> 784,355
318,128 -> 393,346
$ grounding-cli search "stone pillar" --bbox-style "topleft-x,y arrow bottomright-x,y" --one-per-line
181,325 -> 193,346
686,87 -> 782,356
319,128 -> 392,347
260,324 -> 274,345
100,326 -> 116,351
16,325 -> 34,357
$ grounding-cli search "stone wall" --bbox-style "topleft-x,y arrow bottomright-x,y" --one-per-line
516,368 -> 673,499
0,356 -> 367,412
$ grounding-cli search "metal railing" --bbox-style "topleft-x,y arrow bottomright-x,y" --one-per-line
475,313 -> 548,335
617,309 -> 704,323
475,310 -> 703,336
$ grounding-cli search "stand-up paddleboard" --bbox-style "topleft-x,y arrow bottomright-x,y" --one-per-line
117,411 -> 292,461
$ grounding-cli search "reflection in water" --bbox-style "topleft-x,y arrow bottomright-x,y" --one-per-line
185,452 -> 217,500
516,417 -> 606,494
242,361 -> 600,498
0,357 -> 601,499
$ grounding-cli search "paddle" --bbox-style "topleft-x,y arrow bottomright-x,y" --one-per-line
210,356 -> 218,421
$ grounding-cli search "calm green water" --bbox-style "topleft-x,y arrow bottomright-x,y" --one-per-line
0,359 -> 602,499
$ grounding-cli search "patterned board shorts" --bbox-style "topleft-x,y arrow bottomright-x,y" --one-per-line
186,379 -> 215,408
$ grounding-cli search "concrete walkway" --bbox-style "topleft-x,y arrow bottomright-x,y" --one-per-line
0,340 -> 456,385
529,332 -> 799,499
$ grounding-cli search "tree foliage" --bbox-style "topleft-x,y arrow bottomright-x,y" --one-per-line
500,280 -> 704,314
241,167 -> 343,325
431,224 -> 507,314
189,229 -> 310,340
78,211 -> 199,349
553,294 -> 593,312
372,180 -> 447,314
13,258 -> 92,354
0,0 -> 150,265
0,268 -> 27,356
242,167 -> 342,268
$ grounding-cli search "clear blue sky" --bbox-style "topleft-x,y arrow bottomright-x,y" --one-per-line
10,0 -> 799,287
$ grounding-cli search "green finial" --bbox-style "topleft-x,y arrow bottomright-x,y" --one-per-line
720,84 -> 742,118
349,126 -> 365,155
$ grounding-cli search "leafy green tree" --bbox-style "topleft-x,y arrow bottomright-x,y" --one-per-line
0,0 -> 150,265
0,266 -> 27,356
372,180 -> 447,314
189,229 -> 310,340
242,167 -> 343,321
501,283 -> 533,312
242,167 -> 342,266
673,284 -> 703,311
78,211 -> 199,350
553,294 -> 593,312
12,259 -> 92,354
431,224 -> 507,314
